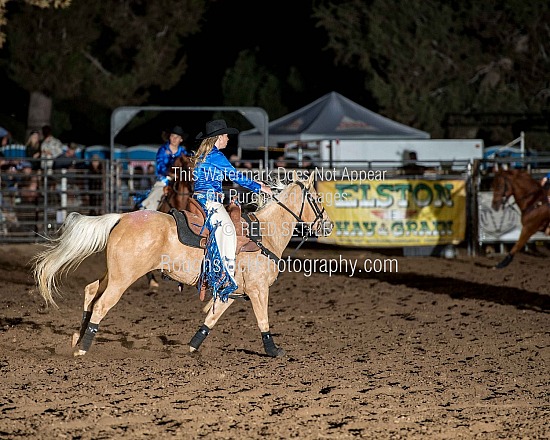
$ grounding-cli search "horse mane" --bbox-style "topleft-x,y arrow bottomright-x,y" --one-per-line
253,180 -> 290,211
254,179 -> 290,212
510,169 -> 540,187
174,154 -> 192,169
499,168 -> 545,198
172,155 -> 193,188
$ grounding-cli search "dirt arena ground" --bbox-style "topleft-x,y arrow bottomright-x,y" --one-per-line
0,242 -> 548,439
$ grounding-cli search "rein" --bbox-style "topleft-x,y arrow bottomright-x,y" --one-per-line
271,180 -> 326,258
161,180 -> 193,210
498,174 -> 547,215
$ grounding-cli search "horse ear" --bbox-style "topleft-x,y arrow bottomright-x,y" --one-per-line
494,162 -> 499,172
502,163 -> 509,171
306,170 -> 315,187
292,169 -> 299,181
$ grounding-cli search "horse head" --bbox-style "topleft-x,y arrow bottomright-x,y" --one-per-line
288,170 -> 333,237
491,167 -> 545,213
159,155 -> 194,212
491,169 -> 512,211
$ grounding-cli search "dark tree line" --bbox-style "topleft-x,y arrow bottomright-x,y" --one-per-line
3,0 -> 205,140
1,0 -> 549,148
313,0 -> 550,147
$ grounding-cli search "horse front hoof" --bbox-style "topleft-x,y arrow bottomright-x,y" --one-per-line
71,332 -> 80,348
495,254 -> 513,269
149,279 -> 159,290
266,346 -> 286,358
73,349 -> 87,357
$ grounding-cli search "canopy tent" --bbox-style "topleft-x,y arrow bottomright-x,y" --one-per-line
238,91 -> 429,149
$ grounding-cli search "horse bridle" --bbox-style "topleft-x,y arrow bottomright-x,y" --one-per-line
272,180 -> 326,237
496,174 -> 512,207
496,173 -> 545,214
160,181 -> 192,210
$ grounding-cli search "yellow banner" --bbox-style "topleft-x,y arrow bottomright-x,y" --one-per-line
317,179 -> 467,247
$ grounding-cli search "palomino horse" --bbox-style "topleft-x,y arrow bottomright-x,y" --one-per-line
491,166 -> 550,268
145,154 -> 194,288
32,172 -> 333,357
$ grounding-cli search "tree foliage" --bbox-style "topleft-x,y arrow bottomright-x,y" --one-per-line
221,49 -> 288,125
5,0 -> 206,108
0,0 -> 71,47
313,0 -> 550,144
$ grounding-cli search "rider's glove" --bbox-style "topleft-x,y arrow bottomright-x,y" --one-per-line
161,176 -> 172,186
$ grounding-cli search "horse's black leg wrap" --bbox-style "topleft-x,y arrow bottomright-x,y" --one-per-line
78,311 -> 93,342
262,331 -> 286,357
80,323 -> 99,352
496,253 -> 514,269
189,324 -> 210,350
82,311 -> 92,323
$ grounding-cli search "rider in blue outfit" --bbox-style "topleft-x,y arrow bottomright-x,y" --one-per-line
140,125 -> 190,210
191,119 -> 272,302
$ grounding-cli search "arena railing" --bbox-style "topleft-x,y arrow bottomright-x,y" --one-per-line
4,155 -> 550,248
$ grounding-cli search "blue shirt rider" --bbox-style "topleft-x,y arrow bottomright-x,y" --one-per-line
193,147 -> 260,195
156,136 -> 190,184
139,125 -> 190,210
191,119 -> 272,302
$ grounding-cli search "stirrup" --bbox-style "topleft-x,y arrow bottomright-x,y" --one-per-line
228,293 -> 250,301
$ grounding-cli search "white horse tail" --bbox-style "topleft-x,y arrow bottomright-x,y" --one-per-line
32,212 -> 123,307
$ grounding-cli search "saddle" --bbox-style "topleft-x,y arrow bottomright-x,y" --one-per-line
169,198 -> 265,301
170,197 -> 283,300
169,198 -> 261,254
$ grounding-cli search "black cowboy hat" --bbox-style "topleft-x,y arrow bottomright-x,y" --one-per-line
170,126 -> 187,138
195,119 -> 239,140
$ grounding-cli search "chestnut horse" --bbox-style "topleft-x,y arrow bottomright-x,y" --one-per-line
32,172 -> 333,357
491,166 -> 550,268
157,154 -> 194,213
145,154 -> 194,288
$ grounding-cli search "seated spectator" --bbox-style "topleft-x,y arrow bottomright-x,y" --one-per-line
230,154 -> 253,169
18,161 -> 39,205
401,150 -> 426,176
53,143 -> 79,170
88,155 -> 103,215
40,125 -> 63,173
133,165 -> 151,191
1,128 -> 11,150
301,156 -> 314,170
144,163 -> 156,188
17,161 -> 40,233
275,155 -> 287,168
25,130 -> 42,171
1,161 -> 20,204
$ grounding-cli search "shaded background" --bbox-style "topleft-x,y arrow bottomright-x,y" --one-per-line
0,0 -> 548,152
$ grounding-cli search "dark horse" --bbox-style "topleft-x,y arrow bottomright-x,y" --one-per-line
491,166 -> 550,268
145,154 -> 194,288
157,154 -> 194,213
